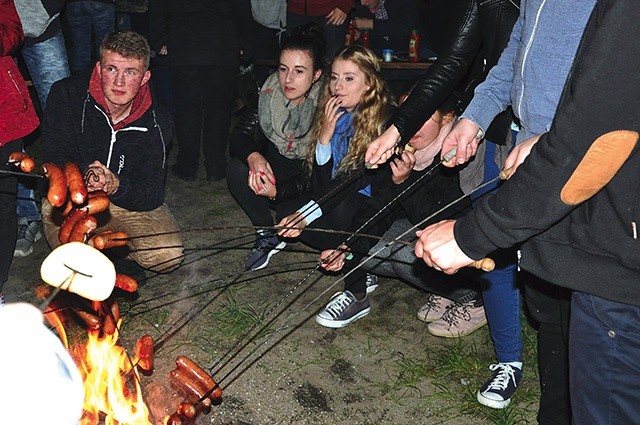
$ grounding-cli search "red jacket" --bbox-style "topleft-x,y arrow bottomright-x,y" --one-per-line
287,0 -> 355,17
0,0 -> 39,146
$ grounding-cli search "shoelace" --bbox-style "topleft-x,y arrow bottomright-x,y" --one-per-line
326,293 -> 353,318
485,364 -> 517,391
440,302 -> 472,326
253,234 -> 277,251
420,294 -> 442,315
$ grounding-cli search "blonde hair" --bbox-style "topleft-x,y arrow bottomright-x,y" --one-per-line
307,45 -> 393,174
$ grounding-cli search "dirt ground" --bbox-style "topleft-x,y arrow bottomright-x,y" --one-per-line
6,150 -> 537,425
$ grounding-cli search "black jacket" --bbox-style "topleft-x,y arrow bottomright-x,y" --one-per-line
42,71 -> 173,211
228,95 -> 271,165
456,0 -> 640,306
392,0 -> 519,145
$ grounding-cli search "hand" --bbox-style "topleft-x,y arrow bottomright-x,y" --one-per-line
247,152 -> 276,195
83,160 -> 119,195
390,151 -> 416,184
364,125 -> 401,168
414,219 -> 475,274
352,17 -> 373,30
503,134 -> 542,176
256,176 -> 277,199
276,212 -> 308,238
159,45 -> 168,55
319,95 -> 345,145
441,118 -> 481,167
319,245 -> 350,271
326,7 -> 347,25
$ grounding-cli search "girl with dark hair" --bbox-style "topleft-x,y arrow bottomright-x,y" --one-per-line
226,22 -> 327,271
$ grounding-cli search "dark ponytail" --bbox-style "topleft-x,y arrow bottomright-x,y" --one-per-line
281,22 -> 327,72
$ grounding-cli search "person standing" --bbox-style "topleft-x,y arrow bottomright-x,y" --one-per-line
414,0 -> 640,422
286,0 -> 355,57
0,0 -> 40,303
149,0 -> 253,182
64,0 -> 116,73
13,0 -> 71,258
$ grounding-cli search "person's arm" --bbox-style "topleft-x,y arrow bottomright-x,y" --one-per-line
232,0 -> 254,60
0,0 -> 23,56
41,80 -> 81,167
365,0 -> 480,166
228,97 -> 265,164
369,0 -> 418,39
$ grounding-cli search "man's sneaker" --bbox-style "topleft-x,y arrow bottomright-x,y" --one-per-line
365,273 -> 379,294
244,234 -> 286,271
14,218 -> 43,257
427,300 -> 487,338
417,294 -> 454,322
477,362 -> 523,409
315,291 -> 370,328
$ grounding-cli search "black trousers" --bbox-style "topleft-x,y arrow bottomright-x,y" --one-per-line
523,272 -> 572,425
0,140 -> 20,289
171,64 -> 238,179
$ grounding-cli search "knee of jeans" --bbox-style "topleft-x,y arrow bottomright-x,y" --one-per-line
136,247 -> 183,273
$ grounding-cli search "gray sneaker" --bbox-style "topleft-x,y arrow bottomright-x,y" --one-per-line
315,291 -> 370,328
244,233 -> 286,271
14,218 -> 43,257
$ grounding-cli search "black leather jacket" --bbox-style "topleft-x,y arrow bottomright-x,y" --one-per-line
392,0 -> 520,145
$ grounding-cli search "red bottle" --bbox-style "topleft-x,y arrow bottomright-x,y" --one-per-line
409,29 -> 420,62
344,23 -> 356,46
361,29 -> 370,48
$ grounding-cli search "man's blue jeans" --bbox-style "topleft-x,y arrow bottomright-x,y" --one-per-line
19,30 -> 70,224
21,30 -> 70,109
65,1 -> 115,73
570,291 -> 640,424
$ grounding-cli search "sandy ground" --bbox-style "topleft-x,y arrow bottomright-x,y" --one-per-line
6,156 -> 533,425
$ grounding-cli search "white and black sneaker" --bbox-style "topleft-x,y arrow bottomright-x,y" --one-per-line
477,362 -> 523,409
244,232 -> 286,271
315,291 -> 371,328
365,273 -> 379,294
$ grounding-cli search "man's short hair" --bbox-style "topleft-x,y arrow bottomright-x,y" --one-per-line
100,30 -> 151,70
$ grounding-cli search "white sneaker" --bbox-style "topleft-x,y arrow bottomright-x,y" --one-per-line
365,273 -> 379,294
14,218 -> 43,257
427,300 -> 487,338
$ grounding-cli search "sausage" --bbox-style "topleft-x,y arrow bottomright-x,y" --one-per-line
169,368 -> 207,399
73,308 -> 102,330
177,399 -> 197,419
165,412 -> 183,425
20,157 -> 36,173
8,152 -> 26,164
67,215 -> 97,243
88,231 -> 129,250
101,298 -> 120,336
82,192 -> 110,215
61,199 -> 74,217
59,208 -> 87,244
115,274 -> 138,292
175,356 -> 222,400
65,162 -> 88,205
134,334 -> 154,371
42,162 -> 68,207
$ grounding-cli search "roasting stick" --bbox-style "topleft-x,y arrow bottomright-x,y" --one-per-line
208,165 -> 513,392
0,168 -> 44,178
202,158 -> 451,382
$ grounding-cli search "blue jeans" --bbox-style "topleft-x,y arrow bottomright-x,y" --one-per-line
21,30 -> 70,109
16,181 -> 41,223
570,292 -> 640,424
65,1 -> 115,73
472,140 -> 522,363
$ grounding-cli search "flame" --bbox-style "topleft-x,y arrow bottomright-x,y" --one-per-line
74,324 -> 153,425
46,299 -> 153,425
